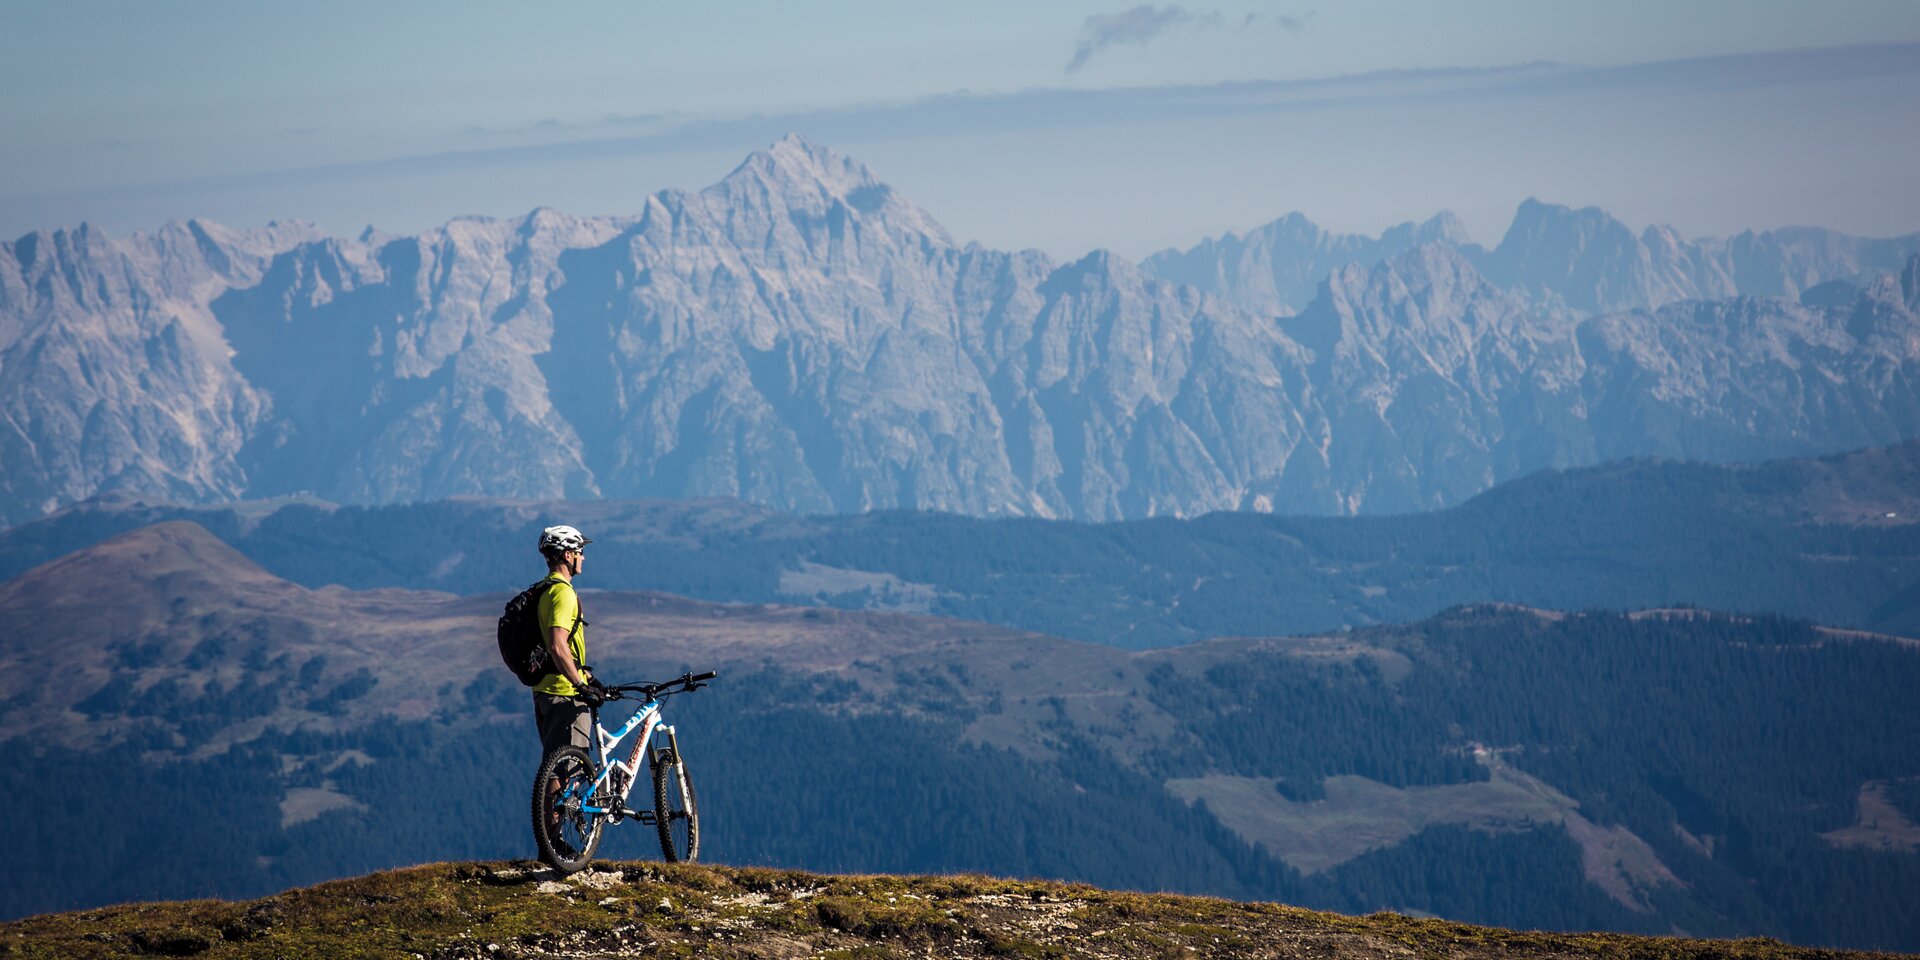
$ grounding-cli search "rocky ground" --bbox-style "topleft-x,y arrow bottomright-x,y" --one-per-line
1,861 -> 1904,960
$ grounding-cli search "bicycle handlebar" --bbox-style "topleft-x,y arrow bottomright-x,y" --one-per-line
604,670 -> 718,701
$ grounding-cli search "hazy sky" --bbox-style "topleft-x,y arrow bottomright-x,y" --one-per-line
4,1 -> 1919,259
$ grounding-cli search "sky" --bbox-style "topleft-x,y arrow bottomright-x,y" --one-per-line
3,0 -> 1920,260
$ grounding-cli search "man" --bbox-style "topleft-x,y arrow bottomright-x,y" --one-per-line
531,524 -> 607,758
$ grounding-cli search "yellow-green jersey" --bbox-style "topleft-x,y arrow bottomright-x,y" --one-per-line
532,576 -> 586,696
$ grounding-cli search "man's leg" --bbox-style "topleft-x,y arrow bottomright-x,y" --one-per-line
535,694 -> 595,853
535,695 -> 570,848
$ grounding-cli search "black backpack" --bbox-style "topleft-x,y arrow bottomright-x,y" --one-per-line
498,577 -> 576,686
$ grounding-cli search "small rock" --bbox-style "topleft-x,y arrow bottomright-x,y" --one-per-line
657,897 -> 675,913
535,881 -> 571,895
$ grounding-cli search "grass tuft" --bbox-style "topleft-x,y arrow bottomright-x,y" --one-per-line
0,861 -> 1907,960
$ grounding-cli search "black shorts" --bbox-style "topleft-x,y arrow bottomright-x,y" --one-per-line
533,692 -> 591,755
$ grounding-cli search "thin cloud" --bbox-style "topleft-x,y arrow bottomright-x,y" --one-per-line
1067,5 -> 1199,74
8,42 -> 1916,241
1068,6 -> 1312,73
1238,10 -> 1314,31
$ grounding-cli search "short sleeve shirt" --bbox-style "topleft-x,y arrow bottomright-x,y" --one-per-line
531,576 -> 586,696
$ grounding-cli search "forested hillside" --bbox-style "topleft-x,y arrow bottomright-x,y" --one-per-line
6,441 -> 1918,646
3,524 -> 1916,949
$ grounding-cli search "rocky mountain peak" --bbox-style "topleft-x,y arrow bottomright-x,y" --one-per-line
1303,242 -> 1521,366
1497,197 -> 1628,247
1330,240 -> 1491,309
1383,210 -> 1475,248
1058,247 -> 1132,279
1142,210 -> 1477,318
713,133 -> 881,203
1847,254 -> 1920,319
1639,222 -> 1687,248
1263,211 -> 1329,241
1485,198 -> 1722,313
30,221 -> 113,271
517,205 -> 575,239
1491,198 -> 1637,279
697,133 -> 952,249
510,205 -> 629,260
128,217 -> 298,292
2,229 -> 48,269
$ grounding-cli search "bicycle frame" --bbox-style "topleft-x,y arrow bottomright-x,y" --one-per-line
534,670 -> 710,871
565,696 -> 681,817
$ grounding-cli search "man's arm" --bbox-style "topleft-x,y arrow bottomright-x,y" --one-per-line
548,626 -> 590,689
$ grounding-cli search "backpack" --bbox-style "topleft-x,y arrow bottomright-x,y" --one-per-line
498,577 -> 574,686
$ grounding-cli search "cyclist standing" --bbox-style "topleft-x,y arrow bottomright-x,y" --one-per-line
532,525 -> 607,757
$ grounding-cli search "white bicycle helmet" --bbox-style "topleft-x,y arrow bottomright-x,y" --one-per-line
538,524 -> 593,556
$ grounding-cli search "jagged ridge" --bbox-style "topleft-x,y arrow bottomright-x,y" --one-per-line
5,136 -> 1920,523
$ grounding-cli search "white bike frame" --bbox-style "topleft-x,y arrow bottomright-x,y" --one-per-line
571,696 -> 681,816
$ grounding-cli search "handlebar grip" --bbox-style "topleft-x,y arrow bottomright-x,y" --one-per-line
690,671 -> 717,683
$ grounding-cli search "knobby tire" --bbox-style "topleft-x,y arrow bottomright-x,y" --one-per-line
652,750 -> 699,863
532,746 -> 604,874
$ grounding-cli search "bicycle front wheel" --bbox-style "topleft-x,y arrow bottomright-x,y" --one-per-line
652,749 -> 699,862
533,746 -> 604,874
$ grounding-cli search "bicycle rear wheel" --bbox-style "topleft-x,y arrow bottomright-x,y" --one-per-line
652,749 -> 699,862
532,746 -> 604,874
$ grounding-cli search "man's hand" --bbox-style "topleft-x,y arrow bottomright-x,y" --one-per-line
576,678 -> 609,707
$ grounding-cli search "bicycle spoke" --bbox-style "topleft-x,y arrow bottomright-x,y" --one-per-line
533,747 -> 605,872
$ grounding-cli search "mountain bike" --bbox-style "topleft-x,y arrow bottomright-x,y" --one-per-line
532,670 -> 715,874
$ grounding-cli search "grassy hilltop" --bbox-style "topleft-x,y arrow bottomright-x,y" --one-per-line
2,861 -> 1901,960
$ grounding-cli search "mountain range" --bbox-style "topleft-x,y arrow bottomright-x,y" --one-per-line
4,522 -> 1918,948
5,135 -> 1920,525
1149,199 -> 1920,318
